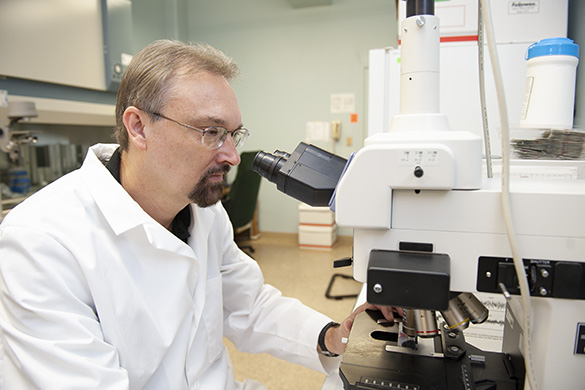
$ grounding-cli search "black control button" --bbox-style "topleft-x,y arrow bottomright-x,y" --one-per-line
414,166 -> 424,178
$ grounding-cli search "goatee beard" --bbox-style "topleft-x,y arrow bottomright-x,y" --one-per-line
189,164 -> 231,207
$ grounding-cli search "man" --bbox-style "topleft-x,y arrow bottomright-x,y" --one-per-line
0,40 -> 396,389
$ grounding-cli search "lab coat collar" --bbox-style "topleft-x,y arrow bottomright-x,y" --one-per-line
81,144 -> 204,258
80,144 -> 218,259
81,144 -> 151,236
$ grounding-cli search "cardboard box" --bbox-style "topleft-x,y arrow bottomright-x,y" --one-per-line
299,224 -> 337,250
298,204 -> 335,225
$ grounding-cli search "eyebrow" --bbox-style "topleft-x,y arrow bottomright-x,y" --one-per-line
194,115 -> 244,130
202,116 -> 227,126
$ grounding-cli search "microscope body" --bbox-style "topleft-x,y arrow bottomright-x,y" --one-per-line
334,132 -> 585,390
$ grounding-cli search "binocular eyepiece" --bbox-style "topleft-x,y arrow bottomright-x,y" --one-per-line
252,142 -> 347,207
252,150 -> 291,184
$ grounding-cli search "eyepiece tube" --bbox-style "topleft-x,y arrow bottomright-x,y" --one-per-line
252,150 -> 290,183
252,142 -> 348,207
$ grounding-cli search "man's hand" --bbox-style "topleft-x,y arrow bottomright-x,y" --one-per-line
323,303 -> 403,355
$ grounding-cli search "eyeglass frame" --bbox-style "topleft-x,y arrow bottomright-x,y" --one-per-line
142,109 -> 249,150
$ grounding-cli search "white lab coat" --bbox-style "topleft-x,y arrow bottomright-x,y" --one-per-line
0,144 -> 339,389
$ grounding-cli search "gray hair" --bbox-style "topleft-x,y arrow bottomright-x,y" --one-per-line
114,39 -> 239,150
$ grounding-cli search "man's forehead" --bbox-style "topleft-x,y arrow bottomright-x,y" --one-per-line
166,72 -> 242,124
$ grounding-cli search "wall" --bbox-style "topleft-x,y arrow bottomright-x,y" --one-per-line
188,0 -> 398,235
568,0 -> 584,129
132,0 -> 189,50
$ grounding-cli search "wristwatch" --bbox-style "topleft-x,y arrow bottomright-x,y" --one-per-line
318,321 -> 340,357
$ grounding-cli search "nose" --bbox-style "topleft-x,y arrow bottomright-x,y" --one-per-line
218,135 -> 241,166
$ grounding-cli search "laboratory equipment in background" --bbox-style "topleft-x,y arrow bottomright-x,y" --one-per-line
0,101 -> 38,163
0,101 -> 38,219
0,100 -> 90,220
519,37 -> 580,131
255,0 -> 584,389
513,37 -> 582,161
369,0 -> 570,158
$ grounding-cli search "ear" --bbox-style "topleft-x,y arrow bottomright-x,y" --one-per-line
122,106 -> 148,151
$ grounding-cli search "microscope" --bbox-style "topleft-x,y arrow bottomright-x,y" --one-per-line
254,1 -> 585,388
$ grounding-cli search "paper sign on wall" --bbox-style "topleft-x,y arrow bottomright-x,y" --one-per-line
330,93 -> 355,114
306,121 -> 331,141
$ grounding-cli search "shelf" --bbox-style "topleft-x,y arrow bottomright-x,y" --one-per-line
0,95 -> 115,127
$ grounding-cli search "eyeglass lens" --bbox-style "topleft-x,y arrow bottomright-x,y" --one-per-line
203,128 -> 247,149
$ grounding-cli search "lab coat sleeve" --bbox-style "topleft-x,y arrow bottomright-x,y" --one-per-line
0,226 -> 130,389
217,210 -> 340,376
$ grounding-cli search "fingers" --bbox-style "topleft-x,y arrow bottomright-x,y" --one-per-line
349,302 -> 403,322
341,317 -> 353,338
340,318 -> 352,347
379,305 -> 399,322
351,302 -> 372,317
395,306 -> 404,317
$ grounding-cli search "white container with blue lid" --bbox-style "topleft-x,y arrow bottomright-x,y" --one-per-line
520,37 -> 580,130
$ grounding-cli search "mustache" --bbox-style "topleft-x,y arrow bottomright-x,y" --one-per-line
204,164 -> 231,179
198,164 -> 231,187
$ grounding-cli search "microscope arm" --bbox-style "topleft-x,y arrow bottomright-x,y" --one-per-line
334,131 -> 482,230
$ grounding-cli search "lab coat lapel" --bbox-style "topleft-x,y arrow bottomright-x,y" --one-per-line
81,144 -> 151,234
189,205 -> 216,278
185,205 -> 225,383
89,225 -> 200,388
81,144 -> 195,258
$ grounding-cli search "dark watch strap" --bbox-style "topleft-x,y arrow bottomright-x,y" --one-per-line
318,321 -> 340,357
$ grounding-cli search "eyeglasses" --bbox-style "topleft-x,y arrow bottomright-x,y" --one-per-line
147,111 -> 249,150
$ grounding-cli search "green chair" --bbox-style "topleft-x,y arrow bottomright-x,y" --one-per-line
222,151 -> 262,255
